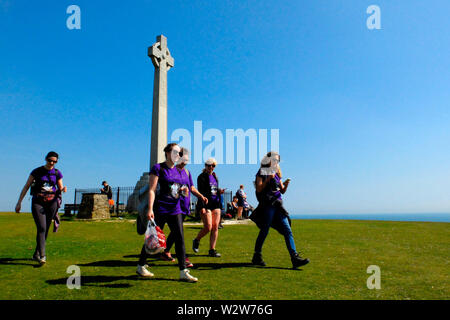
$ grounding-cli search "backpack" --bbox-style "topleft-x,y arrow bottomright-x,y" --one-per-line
253,176 -> 263,203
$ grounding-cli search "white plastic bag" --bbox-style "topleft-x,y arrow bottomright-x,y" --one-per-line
144,219 -> 166,255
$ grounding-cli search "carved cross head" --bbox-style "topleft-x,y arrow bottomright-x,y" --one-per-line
148,35 -> 174,71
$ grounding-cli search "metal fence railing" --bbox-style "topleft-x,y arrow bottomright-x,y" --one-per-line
73,186 -> 139,216
189,190 -> 233,219
70,187 -> 233,217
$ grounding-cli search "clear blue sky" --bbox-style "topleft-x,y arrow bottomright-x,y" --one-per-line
1,0 -> 449,214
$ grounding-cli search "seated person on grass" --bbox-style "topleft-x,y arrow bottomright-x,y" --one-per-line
226,196 -> 239,219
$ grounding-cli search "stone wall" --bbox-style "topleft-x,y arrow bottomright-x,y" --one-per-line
77,193 -> 111,220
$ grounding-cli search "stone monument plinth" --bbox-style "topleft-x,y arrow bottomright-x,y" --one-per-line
127,172 -> 149,212
77,193 -> 111,220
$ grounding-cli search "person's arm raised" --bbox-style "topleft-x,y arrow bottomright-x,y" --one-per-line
280,178 -> 290,194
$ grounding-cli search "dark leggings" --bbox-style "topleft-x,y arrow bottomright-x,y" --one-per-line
165,214 -> 186,252
139,213 -> 186,270
31,199 -> 58,258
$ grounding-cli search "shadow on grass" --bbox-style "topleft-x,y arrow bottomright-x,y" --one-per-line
123,254 -> 161,259
123,254 -> 140,259
77,256 -> 302,274
185,226 -> 203,230
122,253 -> 195,259
0,257 -> 42,268
78,259 -> 181,269
46,274 -> 179,288
121,255 -> 302,271
190,262 -> 300,271
46,259 -> 302,289
78,260 -> 139,267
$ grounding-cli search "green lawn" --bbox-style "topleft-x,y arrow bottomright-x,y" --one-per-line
0,212 -> 448,300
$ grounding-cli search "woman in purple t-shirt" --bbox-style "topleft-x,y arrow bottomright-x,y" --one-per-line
252,151 -> 309,269
15,151 -> 67,265
161,148 -> 207,268
136,143 -> 199,282
192,158 -> 225,257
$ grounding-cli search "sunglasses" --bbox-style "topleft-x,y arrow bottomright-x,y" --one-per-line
171,149 -> 183,157
206,164 -> 216,168
47,159 -> 58,164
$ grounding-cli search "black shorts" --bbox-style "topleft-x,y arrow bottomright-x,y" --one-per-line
197,198 -> 221,212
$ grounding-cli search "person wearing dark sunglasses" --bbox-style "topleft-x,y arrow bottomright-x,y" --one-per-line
193,158 -> 224,257
15,151 -> 67,265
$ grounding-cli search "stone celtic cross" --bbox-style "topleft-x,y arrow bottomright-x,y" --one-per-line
148,34 -> 174,168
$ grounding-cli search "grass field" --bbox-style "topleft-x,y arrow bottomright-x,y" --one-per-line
0,212 -> 448,300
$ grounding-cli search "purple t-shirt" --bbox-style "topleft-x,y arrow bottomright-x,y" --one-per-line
256,169 -> 282,202
151,162 -> 184,215
30,166 -> 63,199
178,168 -> 194,215
209,174 -> 220,204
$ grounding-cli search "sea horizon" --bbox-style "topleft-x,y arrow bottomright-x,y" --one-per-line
2,211 -> 449,223
291,213 -> 450,223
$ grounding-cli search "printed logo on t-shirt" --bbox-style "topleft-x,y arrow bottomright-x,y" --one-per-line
169,183 -> 181,199
41,181 -> 54,193
210,184 -> 218,196
180,184 -> 189,198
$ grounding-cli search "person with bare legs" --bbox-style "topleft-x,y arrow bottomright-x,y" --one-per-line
192,158 -> 224,257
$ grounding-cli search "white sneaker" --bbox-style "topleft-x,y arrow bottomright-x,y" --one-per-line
136,264 -> 154,277
180,269 -> 198,283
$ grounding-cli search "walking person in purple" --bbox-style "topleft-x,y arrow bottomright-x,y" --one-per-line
15,151 -> 67,265
136,143 -> 198,282
192,158 -> 225,257
161,148 -> 208,269
251,151 -> 309,269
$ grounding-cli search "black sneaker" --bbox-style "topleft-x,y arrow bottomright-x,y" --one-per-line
208,249 -> 221,257
192,239 -> 200,253
291,252 -> 309,269
252,252 -> 266,266
218,222 -> 224,229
